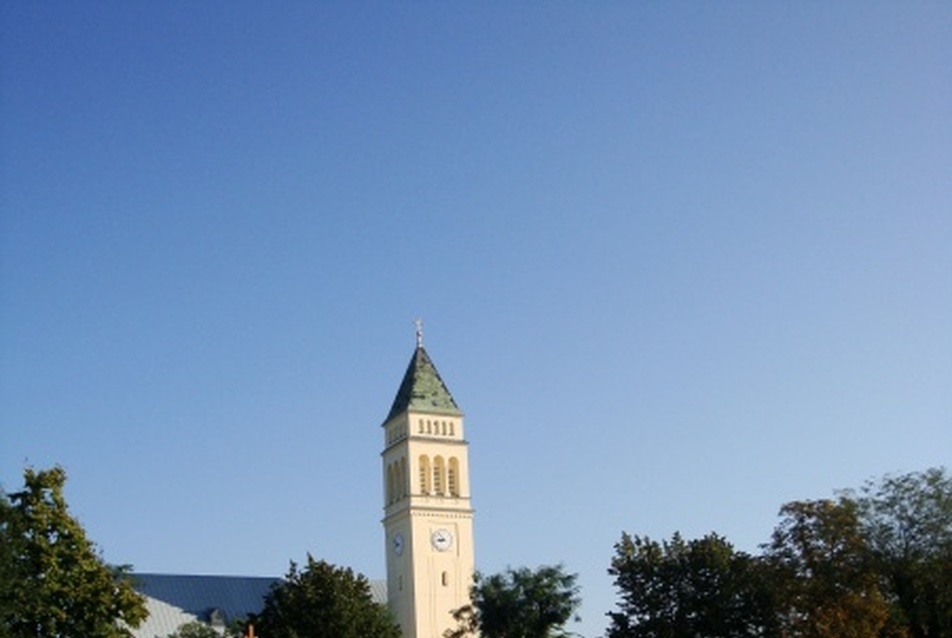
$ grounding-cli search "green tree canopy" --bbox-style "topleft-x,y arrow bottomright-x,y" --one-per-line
606,532 -> 777,638
846,467 -> 952,638
249,555 -> 400,638
605,469 -> 952,638
164,621 -> 227,638
765,498 -> 889,638
0,466 -> 147,638
447,564 -> 581,638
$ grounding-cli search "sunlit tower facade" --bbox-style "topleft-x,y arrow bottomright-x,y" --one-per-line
381,324 -> 476,638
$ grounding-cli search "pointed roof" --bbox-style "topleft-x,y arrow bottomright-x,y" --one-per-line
385,346 -> 462,422
129,574 -> 278,638
129,573 -> 387,638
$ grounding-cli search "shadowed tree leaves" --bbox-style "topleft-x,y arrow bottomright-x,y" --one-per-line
607,470 -> 950,638
446,564 -> 581,638
606,532 -> 777,638
0,466 -> 147,638
249,555 -> 401,638
846,468 -> 952,638
164,621 -> 227,638
766,498 -> 889,638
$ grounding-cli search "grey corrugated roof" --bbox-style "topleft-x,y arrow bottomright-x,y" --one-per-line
130,574 -> 278,638
368,578 -> 388,606
129,573 -> 388,638
385,346 -> 462,421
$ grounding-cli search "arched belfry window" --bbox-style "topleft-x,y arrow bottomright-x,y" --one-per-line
387,464 -> 395,504
399,457 -> 408,500
448,457 -> 460,496
419,455 -> 431,494
433,456 -> 446,496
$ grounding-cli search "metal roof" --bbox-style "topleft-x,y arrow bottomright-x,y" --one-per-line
129,573 -> 387,638
385,346 -> 462,422
130,574 -> 278,638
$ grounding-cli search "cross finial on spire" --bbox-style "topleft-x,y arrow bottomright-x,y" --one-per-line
414,318 -> 424,348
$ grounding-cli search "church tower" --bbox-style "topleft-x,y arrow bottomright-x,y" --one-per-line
381,326 -> 475,638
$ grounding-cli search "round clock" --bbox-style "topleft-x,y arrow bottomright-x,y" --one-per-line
431,528 -> 454,552
392,533 -> 404,556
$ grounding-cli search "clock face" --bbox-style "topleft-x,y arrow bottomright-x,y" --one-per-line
431,528 -> 454,552
392,533 -> 404,556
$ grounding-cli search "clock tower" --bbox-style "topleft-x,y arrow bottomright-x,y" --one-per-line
381,326 -> 475,638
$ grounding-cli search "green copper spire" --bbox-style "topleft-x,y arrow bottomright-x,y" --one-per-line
385,343 -> 462,421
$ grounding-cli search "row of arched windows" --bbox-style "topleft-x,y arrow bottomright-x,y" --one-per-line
385,418 -> 456,449
386,457 -> 408,504
418,418 -> 455,437
419,455 -> 460,497
386,421 -> 408,445
386,454 -> 461,505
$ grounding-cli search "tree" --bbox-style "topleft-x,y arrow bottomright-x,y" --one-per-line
766,498 -> 889,638
846,467 -> 952,638
249,555 -> 400,638
446,564 -> 581,638
165,621 -> 227,638
0,466 -> 147,638
606,532 -> 778,638
0,503 -> 16,638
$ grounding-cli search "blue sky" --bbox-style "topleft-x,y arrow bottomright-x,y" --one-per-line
2,3 -> 950,636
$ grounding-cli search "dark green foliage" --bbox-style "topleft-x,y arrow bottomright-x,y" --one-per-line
606,532 -> 777,638
847,468 -> 952,638
249,555 -> 401,638
607,468 -> 950,638
164,621 -> 226,638
447,564 -> 581,638
766,499 -> 889,638
0,466 -> 147,638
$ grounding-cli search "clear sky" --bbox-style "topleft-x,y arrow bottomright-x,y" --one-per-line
2,3 -> 950,637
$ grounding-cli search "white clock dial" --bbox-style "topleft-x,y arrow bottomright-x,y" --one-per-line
431,528 -> 454,552
392,532 -> 405,556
